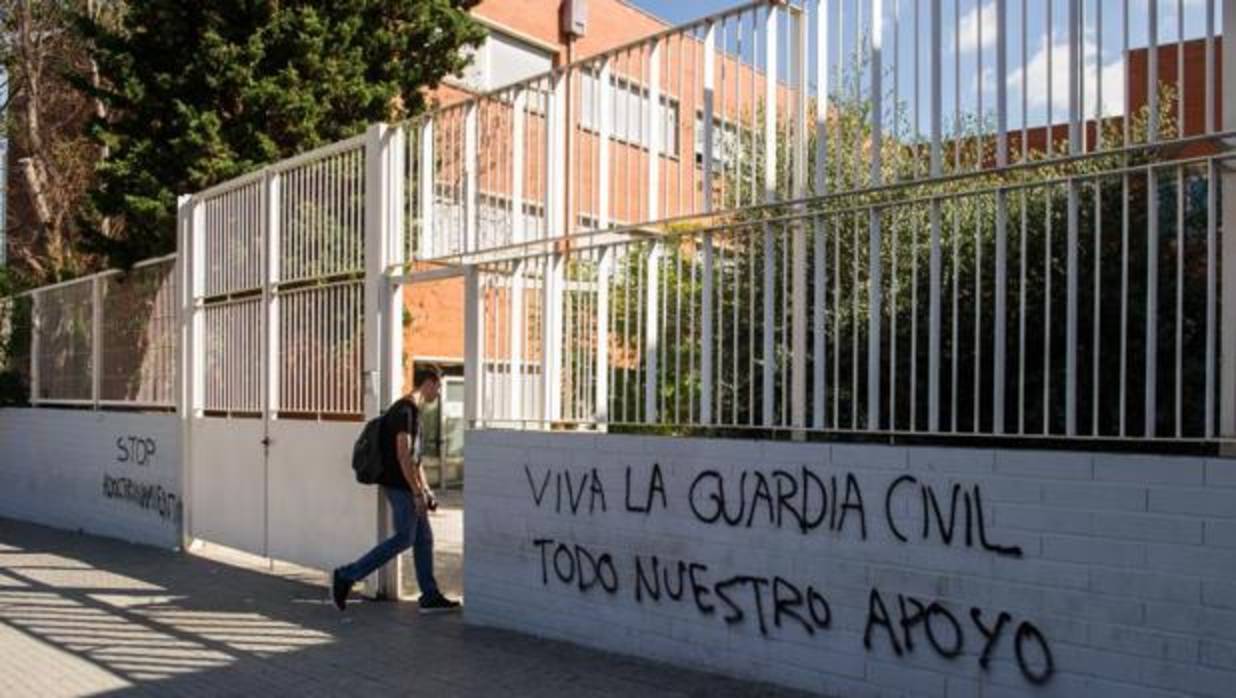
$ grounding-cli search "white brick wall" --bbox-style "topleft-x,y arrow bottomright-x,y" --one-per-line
0,408 -> 181,548
464,430 -> 1236,698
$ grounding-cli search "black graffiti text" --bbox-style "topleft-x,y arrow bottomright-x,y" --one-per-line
624,463 -> 667,514
688,468 -> 867,539
524,465 -> 608,515
102,474 -> 179,521
863,588 -> 1053,685
632,554 -> 832,638
884,476 -> 1022,557
532,539 -> 620,594
115,435 -> 157,467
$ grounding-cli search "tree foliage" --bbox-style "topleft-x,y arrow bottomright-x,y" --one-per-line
1,0 -> 114,284
78,0 -> 485,267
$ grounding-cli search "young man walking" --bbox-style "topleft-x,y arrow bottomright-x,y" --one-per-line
331,369 -> 460,613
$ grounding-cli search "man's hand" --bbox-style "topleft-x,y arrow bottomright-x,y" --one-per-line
412,489 -> 429,517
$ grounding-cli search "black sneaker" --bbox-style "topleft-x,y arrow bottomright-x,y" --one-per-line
331,569 -> 353,611
418,594 -> 461,614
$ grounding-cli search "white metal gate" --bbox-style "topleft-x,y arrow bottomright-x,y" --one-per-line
178,132 -> 398,574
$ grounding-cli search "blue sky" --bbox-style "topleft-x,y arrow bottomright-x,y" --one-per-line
627,0 -> 1224,134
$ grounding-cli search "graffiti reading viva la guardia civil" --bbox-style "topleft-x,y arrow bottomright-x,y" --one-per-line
523,463 -> 1054,686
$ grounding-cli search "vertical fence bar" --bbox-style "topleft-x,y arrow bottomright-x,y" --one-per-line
265,172 -> 280,420
386,130 -> 406,411
91,275 -> 102,408
644,38 -> 662,423
1148,1 -> 1159,141
596,246 -> 611,424
177,195 -> 195,545
928,0 -> 942,432
1221,0 -> 1236,440
813,0 -> 829,431
791,4 -> 808,430
867,0 -> 883,431
1065,0 -> 1080,436
418,120 -> 434,259
513,91 -> 527,246
993,0 -> 1007,434
464,266 -> 482,428
762,1 -> 778,428
1146,167 -> 1159,437
464,104 -> 478,253
700,22 -> 716,425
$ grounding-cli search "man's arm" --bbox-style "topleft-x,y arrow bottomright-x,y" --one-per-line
395,431 -> 427,515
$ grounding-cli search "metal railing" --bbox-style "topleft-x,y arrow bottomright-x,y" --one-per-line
188,134 -> 367,418
475,148 -> 1233,443
5,255 -> 179,409
8,0 -> 1232,449
403,0 -> 1231,264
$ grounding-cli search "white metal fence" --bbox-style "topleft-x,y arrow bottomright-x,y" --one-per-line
475,149 -> 1232,442
5,256 -> 179,409
404,0 -> 1231,261
4,0 -> 1235,448
188,135 -> 368,419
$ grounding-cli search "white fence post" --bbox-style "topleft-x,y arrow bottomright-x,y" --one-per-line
464,104 -> 479,252
177,195 -> 194,547
700,22 -> 716,426
543,253 -> 563,424
418,120 -> 435,259
509,89 -> 527,423
791,4 -> 809,432
385,127 -> 407,407
928,0 -> 943,433
364,122 -> 402,599
91,274 -> 102,409
762,1 -> 778,428
644,38 -> 663,424
28,290 -> 39,404
263,171 -> 280,423
994,0 -> 1008,434
463,265 -> 482,427
867,0 -> 883,431
813,0 -> 829,431
1221,0 -> 1236,440
542,72 -> 566,424
594,58 -> 613,427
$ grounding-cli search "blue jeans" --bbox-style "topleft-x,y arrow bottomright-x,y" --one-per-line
338,486 -> 440,598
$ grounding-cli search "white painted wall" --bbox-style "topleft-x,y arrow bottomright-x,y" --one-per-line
0,407 -> 181,548
465,430 -> 1236,698
265,420 -> 379,573
188,417 -> 378,573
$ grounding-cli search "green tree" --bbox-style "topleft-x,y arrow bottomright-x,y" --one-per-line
77,0 -> 485,267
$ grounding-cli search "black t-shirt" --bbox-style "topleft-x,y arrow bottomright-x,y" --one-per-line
376,398 -> 418,490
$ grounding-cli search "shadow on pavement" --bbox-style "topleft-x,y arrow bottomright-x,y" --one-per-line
0,517 -> 807,697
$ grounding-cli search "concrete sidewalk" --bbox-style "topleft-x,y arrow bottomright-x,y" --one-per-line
0,518 -> 805,697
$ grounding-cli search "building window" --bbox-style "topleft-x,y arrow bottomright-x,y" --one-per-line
455,27 -> 554,93
693,110 -> 746,168
580,71 -> 680,158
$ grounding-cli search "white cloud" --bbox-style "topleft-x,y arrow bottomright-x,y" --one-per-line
1006,34 -> 1126,125
957,0 -> 997,55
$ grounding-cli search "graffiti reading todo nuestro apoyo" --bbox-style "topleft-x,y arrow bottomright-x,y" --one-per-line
522,463 -> 1054,686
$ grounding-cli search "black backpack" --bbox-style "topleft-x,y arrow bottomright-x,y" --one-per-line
352,399 -> 414,485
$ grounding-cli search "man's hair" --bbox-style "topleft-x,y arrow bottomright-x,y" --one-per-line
414,366 -> 442,387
